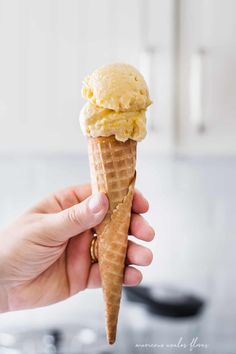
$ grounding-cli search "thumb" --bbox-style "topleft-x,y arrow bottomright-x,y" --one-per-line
44,193 -> 109,242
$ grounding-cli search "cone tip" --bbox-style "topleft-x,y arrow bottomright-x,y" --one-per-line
108,336 -> 116,345
106,325 -> 116,345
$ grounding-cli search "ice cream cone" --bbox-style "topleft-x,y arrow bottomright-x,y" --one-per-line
80,63 -> 151,344
88,135 -> 136,344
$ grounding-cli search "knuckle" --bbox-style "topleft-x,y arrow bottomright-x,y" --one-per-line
67,207 -> 85,230
61,193 -> 77,208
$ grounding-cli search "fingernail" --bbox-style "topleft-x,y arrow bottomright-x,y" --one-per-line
89,193 -> 107,213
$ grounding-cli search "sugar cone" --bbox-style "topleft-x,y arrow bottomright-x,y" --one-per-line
88,136 -> 136,344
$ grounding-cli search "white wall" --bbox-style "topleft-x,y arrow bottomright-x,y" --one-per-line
0,0 -> 175,154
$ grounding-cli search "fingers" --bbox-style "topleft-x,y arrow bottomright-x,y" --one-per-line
130,213 -> 155,242
32,184 -> 92,213
86,263 -> 100,288
66,230 -> 93,295
86,241 -> 152,289
33,185 -> 149,214
126,240 -> 153,266
87,264 -> 143,289
43,193 -> 109,242
62,186 -> 149,216
58,186 -> 148,214
132,189 -> 149,214
71,186 -> 149,214
123,266 -> 143,286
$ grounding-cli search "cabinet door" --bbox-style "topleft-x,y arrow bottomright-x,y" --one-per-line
0,0 -> 141,153
138,0 -> 175,154
178,0 -> 236,154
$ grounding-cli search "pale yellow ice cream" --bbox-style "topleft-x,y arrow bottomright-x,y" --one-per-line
79,63 -> 151,142
82,63 -> 151,112
80,102 -> 146,142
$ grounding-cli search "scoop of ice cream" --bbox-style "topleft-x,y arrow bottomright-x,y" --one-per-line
80,102 -> 146,142
81,63 -> 151,112
80,63 -> 151,142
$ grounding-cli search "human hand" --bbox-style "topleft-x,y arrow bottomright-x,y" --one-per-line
0,185 -> 154,312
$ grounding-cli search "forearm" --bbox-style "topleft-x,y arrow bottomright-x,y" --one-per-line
0,286 -> 9,313
0,230 -> 9,312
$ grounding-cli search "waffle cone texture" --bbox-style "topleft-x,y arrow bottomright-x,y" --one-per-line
88,136 -> 137,344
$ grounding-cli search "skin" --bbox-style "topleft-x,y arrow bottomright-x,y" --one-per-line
0,185 -> 154,313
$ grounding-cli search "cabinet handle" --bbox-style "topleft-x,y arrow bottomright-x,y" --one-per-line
139,47 -> 157,132
189,49 -> 206,132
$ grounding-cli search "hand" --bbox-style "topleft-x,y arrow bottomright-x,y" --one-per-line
0,185 -> 154,312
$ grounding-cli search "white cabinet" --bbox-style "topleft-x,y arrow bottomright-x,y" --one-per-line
177,0 -> 236,154
138,0 -> 176,154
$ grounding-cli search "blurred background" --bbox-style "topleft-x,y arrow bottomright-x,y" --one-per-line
0,0 -> 236,353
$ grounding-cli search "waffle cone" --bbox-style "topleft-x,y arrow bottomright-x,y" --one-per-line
88,136 -> 136,344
